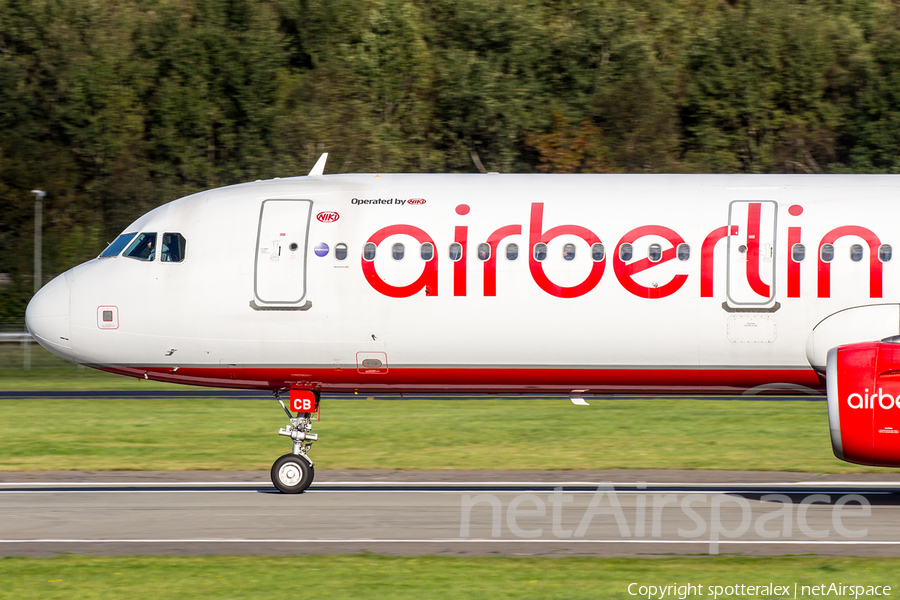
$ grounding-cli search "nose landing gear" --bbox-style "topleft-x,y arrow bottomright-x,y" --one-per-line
271,390 -> 319,493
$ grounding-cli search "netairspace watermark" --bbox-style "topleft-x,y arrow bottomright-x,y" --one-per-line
627,583 -> 890,600
459,483 -> 872,554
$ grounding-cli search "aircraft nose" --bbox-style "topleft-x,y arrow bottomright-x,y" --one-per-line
25,274 -> 72,360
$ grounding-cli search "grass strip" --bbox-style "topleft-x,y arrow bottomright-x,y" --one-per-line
0,397 -> 885,473
0,555 -> 897,600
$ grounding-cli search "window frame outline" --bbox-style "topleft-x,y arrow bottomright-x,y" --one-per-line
362,242 -> 377,262
99,232 -> 138,259
420,242 -> 435,262
160,232 -> 187,264
122,232 -> 158,262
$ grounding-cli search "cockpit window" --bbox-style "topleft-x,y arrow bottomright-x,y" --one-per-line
123,232 -> 157,261
161,233 -> 186,263
99,233 -> 137,258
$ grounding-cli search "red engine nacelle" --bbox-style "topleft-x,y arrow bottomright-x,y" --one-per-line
827,341 -> 900,467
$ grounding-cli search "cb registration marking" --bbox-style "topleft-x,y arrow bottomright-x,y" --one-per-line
289,390 -> 316,412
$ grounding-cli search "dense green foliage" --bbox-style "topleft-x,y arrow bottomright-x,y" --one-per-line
4,0 -> 900,319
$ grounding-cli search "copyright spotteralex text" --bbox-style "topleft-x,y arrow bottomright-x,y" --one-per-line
628,583 -> 891,600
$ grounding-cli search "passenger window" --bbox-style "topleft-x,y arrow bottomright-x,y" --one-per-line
534,243 -> 548,261
619,243 -> 633,262
449,243 -> 463,262
677,243 -> 690,261
563,243 -> 576,261
591,243 -> 605,262
421,243 -> 434,261
850,244 -> 864,262
363,242 -> 376,261
99,233 -> 137,258
477,243 -> 490,261
791,243 -> 806,262
820,243 -> 834,262
161,233 -> 186,263
123,232 -> 157,261
392,243 -> 405,260
648,243 -> 662,262
506,243 -> 519,261
880,244 -> 893,263
335,243 -> 348,260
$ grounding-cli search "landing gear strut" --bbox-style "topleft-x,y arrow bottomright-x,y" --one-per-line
271,390 -> 319,493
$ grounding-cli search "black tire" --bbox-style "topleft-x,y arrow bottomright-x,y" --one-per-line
271,454 -> 314,493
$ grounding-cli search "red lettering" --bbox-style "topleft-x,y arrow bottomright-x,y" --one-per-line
362,225 -> 438,298
614,225 -> 688,299
787,226 -> 801,298
483,225 -> 522,296
745,203 -> 770,298
700,225 -> 737,297
528,203 -> 604,298
818,226 -> 883,298
454,225 -> 467,296
358,207 -> 886,303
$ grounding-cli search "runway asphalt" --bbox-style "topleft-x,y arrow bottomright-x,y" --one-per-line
1,470 -> 898,558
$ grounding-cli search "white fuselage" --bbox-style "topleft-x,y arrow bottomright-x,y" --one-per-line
25,173 -> 900,394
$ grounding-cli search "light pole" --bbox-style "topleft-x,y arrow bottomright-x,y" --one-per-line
31,190 -> 45,294
26,189 -> 46,371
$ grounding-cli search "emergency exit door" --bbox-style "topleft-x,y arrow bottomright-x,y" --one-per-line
253,199 -> 313,307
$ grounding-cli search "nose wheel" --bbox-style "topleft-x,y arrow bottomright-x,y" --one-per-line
271,390 -> 319,493
271,453 -> 314,493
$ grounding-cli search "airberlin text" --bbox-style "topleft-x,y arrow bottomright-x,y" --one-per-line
362,201 -> 885,300
847,389 -> 900,410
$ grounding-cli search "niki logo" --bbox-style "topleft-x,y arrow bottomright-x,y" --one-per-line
408,198 -> 427,205
316,211 -> 340,223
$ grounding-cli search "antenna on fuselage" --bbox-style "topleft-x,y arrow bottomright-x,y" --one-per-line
308,153 -> 328,176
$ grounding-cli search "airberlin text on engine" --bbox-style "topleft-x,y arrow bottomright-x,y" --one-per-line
847,389 -> 900,410
360,202 -> 886,300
